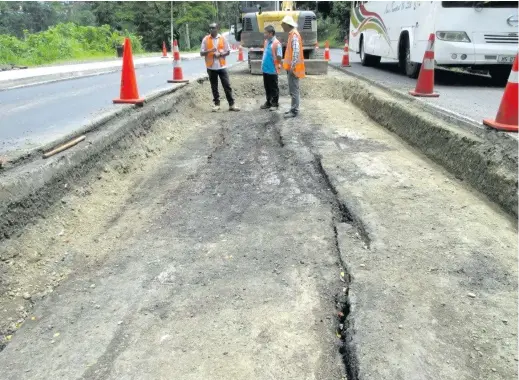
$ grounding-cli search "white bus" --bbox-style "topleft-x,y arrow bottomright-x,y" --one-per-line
349,1 -> 518,83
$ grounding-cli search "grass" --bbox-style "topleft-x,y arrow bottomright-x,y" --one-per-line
0,23 -> 143,67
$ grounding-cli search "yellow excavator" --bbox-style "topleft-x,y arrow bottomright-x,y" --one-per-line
234,1 -> 327,75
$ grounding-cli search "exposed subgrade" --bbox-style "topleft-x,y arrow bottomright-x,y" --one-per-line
269,119 -> 363,380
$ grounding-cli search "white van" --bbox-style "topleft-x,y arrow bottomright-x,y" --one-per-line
349,1 -> 518,83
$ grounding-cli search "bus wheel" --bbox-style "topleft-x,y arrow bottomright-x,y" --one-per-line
360,38 -> 381,67
400,34 -> 420,78
489,66 -> 511,86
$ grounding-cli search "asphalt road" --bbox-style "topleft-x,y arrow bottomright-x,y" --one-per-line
0,52 -> 245,156
329,49 -> 506,125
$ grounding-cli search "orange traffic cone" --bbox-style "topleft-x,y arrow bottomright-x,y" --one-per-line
161,41 -> 168,58
409,33 -> 439,97
238,45 -> 244,62
113,38 -> 144,105
341,38 -> 351,67
167,40 -> 189,83
324,41 -> 330,61
483,54 -> 518,132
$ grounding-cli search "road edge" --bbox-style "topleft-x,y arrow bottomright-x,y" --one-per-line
330,63 -> 518,152
0,52 -> 234,91
0,72 -> 212,241
330,66 -> 517,218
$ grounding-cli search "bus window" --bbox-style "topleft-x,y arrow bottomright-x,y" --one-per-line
442,1 -> 518,8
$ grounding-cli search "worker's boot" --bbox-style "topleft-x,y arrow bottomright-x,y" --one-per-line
270,103 -> 279,111
229,105 -> 240,112
260,102 -> 271,110
284,110 -> 297,118
212,104 -> 221,112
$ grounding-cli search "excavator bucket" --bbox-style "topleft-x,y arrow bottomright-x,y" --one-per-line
304,60 -> 328,75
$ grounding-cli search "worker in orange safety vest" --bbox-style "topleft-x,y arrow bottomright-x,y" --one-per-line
281,15 -> 305,118
200,23 -> 240,112
260,25 -> 283,111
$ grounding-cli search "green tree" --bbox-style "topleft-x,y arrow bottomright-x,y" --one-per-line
175,2 -> 217,49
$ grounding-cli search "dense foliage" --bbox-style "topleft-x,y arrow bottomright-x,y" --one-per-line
0,23 -> 142,66
0,1 -> 350,65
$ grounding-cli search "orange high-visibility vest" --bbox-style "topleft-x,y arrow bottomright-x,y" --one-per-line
205,35 -> 226,68
263,38 -> 282,73
283,29 -> 305,78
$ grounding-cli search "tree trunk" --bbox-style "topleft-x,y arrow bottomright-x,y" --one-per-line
185,23 -> 190,50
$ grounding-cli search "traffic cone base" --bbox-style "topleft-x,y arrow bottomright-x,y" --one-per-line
482,118 -> 518,132
408,90 -> 439,97
113,98 -> 145,105
168,67 -> 189,83
113,37 -> 144,105
482,54 -> 518,132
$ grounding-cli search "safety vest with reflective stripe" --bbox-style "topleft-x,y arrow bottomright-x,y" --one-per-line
204,35 -> 226,68
283,29 -> 305,78
263,38 -> 282,74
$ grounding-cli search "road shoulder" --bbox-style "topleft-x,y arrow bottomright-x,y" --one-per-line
0,53 -> 203,91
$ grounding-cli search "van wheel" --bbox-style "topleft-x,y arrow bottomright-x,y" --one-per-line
399,34 -> 420,78
360,38 -> 381,67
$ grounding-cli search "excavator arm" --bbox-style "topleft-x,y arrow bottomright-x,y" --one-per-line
281,1 -> 295,11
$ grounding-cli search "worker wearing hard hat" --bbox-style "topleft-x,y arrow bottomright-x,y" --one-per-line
260,25 -> 283,111
200,23 -> 240,112
281,15 -> 305,118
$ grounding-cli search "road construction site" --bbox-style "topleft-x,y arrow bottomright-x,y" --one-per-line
0,61 -> 517,379
1,47 -> 517,163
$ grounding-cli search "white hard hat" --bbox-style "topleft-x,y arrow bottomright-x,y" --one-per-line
281,15 -> 298,28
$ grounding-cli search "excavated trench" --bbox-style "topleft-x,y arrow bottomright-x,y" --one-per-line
0,68 -> 449,378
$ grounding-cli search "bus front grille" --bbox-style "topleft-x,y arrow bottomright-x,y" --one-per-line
484,33 -> 518,44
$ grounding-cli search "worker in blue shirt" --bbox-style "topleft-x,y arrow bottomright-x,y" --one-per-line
261,25 -> 283,110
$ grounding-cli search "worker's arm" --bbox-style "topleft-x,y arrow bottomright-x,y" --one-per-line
291,34 -> 300,71
220,38 -> 231,57
276,43 -> 283,62
200,38 -> 216,56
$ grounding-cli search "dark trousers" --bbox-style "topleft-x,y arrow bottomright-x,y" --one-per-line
207,69 -> 234,106
263,73 -> 279,106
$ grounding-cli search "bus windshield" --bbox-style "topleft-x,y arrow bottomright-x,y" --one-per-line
442,1 -> 518,8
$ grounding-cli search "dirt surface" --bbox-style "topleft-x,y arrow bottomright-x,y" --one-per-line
0,69 -> 517,379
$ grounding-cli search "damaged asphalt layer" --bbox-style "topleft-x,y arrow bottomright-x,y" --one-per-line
0,67 -> 516,379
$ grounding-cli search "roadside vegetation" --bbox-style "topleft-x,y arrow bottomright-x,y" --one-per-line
0,23 -> 142,66
0,1 -> 350,66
